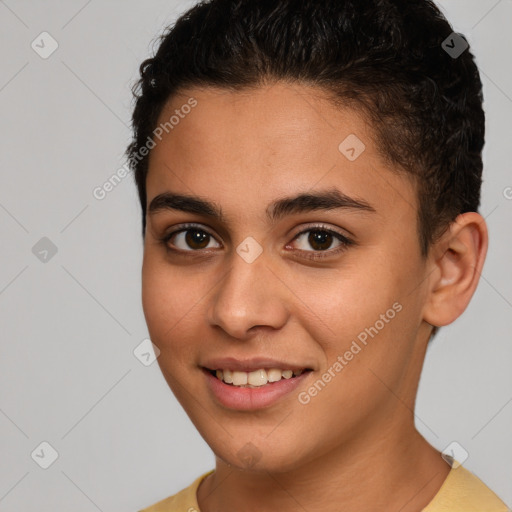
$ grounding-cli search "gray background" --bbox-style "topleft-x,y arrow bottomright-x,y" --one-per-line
0,1 -> 511,510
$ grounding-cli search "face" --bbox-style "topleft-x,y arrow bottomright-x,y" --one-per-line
141,82 -> 433,473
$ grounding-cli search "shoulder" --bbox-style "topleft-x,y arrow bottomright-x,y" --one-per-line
138,470 -> 214,512
424,464 -> 510,512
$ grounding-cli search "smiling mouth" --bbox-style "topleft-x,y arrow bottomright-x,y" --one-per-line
206,368 -> 313,388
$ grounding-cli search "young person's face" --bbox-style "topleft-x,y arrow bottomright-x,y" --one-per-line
142,82 -> 434,472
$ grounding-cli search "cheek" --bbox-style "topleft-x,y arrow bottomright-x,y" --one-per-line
319,270 -> 423,401
141,254 -> 192,347
141,251 -> 220,375
293,250 -> 421,382
141,257 -> 169,335
291,261 -> 401,345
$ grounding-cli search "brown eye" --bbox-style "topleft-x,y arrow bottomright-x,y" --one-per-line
184,229 -> 210,249
288,225 -> 354,261
293,229 -> 345,252
307,230 -> 335,251
162,225 -> 221,252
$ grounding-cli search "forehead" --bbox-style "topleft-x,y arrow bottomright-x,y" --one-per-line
153,82 -> 371,166
146,82 -> 417,222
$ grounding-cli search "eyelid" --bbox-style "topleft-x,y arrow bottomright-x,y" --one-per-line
286,223 -> 354,260
288,222 -> 352,243
160,221 -> 354,257
161,222 -> 221,250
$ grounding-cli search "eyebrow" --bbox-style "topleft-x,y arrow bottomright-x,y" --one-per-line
147,188 -> 376,223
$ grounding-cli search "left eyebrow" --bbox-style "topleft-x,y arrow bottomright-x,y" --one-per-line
147,187 -> 376,224
267,188 -> 376,222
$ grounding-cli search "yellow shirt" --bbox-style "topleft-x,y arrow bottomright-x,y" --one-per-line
139,465 -> 510,511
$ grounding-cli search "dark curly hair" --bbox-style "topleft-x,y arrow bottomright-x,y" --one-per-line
126,0 -> 485,261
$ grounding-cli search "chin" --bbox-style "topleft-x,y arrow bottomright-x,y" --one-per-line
206,434 -> 311,474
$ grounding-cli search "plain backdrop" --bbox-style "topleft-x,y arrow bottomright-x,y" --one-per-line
0,1 -> 511,510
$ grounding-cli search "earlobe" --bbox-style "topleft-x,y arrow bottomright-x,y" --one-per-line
423,212 -> 488,327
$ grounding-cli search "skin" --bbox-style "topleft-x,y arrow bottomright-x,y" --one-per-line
141,81 -> 488,512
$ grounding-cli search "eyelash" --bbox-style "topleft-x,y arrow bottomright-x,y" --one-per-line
158,223 -> 354,261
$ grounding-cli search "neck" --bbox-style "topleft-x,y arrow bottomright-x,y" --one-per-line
197,420 -> 450,512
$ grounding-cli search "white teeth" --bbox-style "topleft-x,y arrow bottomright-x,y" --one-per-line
214,367 -> 307,386
267,368 -> 282,383
232,371 -> 248,386
248,369 -> 268,387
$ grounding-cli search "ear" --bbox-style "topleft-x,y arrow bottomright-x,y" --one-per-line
422,212 -> 488,327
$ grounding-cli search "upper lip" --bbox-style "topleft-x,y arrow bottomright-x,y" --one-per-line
201,357 -> 313,372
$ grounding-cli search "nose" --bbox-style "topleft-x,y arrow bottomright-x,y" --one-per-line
207,251 -> 289,340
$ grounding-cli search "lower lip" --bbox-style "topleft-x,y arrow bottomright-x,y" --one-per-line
203,368 -> 311,410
